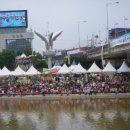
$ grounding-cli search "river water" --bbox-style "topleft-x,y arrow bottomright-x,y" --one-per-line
0,98 -> 130,130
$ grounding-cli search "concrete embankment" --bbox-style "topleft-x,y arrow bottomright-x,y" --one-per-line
1,93 -> 130,100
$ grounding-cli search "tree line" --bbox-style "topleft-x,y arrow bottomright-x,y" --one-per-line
0,49 -> 99,71
0,49 -> 47,71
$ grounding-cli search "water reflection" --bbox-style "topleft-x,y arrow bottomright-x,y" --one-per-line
0,98 -> 130,130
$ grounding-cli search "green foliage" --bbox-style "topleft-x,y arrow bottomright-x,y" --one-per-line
0,49 -> 15,70
0,53 -> 4,69
16,49 -> 24,56
74,55 -> 102,69
0,49 -> 47,71
16,49 -> 32,56
72,55 -> 89,69
31,53 -> 47,70
24,49 -> 32,56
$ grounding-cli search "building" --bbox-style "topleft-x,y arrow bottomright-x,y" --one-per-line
0,10 -> 34,52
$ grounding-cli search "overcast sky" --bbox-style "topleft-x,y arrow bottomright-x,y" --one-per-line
0,0 -> 130,53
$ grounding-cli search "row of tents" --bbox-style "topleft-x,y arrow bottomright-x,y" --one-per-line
0,60 -> 130,77
49,60 -> 130,74
0,66 -> 40,77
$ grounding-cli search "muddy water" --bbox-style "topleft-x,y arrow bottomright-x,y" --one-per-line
0,98 -> 130,130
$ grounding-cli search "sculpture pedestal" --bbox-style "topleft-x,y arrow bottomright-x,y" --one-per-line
45,51 -> 55,69
48,56 -> 52,69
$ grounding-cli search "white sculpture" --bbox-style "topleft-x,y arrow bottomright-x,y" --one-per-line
34,31 -> 62,51
34,30 -> 62,68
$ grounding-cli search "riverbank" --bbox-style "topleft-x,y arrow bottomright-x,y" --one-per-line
1,93 -> 130,100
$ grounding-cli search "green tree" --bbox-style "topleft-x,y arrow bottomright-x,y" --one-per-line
0,52 -> 4,69
31,53 -> 47,71
72,55 -> 89,69
74,55 -> 102,69
16,49 -> 32,56
0,49 -> 16,70
16,49 -> 24,56
24,49 -> 32,56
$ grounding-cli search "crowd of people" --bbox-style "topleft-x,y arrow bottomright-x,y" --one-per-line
0,73 -> 130,96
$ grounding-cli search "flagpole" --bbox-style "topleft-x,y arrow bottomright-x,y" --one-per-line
101,45 -> 105,68
67,52 -> 70,65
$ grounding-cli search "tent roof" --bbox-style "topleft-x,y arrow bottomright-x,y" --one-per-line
26,66 -> 41,75
87,62 -> 102,73
52,61 -> 61,69
72,60 -> 77,65
12,66 -> 26,76
102,62 -> 116,73
58,64 -> 70,74
50,61 -> 61,74
69,60 -> 77,71
72,63 -> 87,74
0,66 -> 11,77
117,61 -> 130,73
21,53 -> 26,58
69,64 -> 77,71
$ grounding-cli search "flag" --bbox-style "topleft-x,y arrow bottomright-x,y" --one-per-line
101,46 -> 105,68
43,68 -> 51,74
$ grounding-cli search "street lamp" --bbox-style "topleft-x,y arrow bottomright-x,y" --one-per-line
78,21 -> 86,47
106,1 -> 119,54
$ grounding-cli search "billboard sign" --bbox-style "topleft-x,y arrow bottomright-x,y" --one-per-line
0,10 -> 28,28
110,33 -> 130,47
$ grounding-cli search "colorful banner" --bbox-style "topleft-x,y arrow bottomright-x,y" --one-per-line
110,33 -> 130,47
43,68 -> 51,74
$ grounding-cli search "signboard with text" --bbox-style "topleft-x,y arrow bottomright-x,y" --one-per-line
110,33 -> 130,47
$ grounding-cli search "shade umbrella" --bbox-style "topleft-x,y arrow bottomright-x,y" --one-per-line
49,68 -> 60,74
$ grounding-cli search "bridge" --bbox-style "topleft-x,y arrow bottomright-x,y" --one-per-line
85,43 -> 130,66
54,41 -> 130,68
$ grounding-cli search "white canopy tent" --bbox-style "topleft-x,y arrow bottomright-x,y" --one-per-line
52,61 -> 61,69
21,53 -> 26,58
72,63 -> 87,74
12,66 -> 26,76
69,60 -> 77,72
58,64 -> 71,74
87,62 -> 102,73
26,65 -> 41,75
117,61 -> 130,73
0,66 -> 11,77
102,62 -> 116,73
